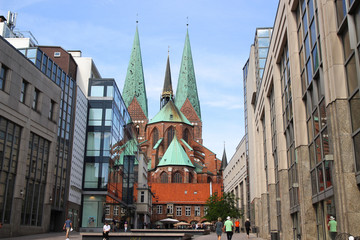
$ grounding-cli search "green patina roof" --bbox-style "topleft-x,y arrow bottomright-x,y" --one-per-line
114,138 -> 139,166
122,26 -> 148,117
148,100 -> 191,125
153,138 -> 163,150
157,136 -> 194,168
175,29 -> 201,120
180,139 -> 193,151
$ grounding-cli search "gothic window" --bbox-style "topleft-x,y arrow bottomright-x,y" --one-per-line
152,128 -> 159,148
207,177 -> 212,183
189,173 -> 193,183
173,172 -> 182,183
183,128 -> 190,143
160,172 -> 168,183
167,126 -> 175,148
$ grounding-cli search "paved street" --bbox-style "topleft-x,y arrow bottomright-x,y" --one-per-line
1,231 -> 265,240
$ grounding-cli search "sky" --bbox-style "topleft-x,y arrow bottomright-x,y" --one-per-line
0,0 -> 278,162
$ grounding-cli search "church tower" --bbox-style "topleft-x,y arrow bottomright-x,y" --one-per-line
122,25 -> 148,142
160,55 -> 174,109
175,29 -> 202,144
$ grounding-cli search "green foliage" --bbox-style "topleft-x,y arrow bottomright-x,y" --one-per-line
204,192 -> 242,222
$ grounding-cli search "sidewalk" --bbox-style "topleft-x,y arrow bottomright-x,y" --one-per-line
1,231 -> 266,240
194,232 -> 265,240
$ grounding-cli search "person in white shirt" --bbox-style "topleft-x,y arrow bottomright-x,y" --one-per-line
103,222 -> 111,240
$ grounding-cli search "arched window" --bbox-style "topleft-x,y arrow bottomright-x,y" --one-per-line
160,172 -> 168,183
167,126 -> 175,148
189,173 -> 193,183
207,177 -> 212,183
183,128 -> 190,143
152,128 -> 159,148
173,172 -> 182,183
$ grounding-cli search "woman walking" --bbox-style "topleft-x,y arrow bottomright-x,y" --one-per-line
245,218 -> 251,239
215,217 -> 223,240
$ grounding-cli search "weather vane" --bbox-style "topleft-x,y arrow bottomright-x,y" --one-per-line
136,13 -> 138,24
187,16 -> 189,27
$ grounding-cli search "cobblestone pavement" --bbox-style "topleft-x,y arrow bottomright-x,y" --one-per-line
1,231 -> 265,240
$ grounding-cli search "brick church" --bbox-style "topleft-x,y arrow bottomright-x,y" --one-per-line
122,26 -> 225,225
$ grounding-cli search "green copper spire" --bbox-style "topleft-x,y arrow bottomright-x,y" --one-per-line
175,29 -> 201,120
161,55 -> 174,108
157,135 -> 194,168
122,26 -> 148,117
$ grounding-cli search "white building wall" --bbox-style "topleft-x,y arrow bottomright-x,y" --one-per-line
69,86 -> 87,205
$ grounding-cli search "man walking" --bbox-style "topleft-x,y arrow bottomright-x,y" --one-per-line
63,217 -> 72,240
224,216 -> 234,240
235,219 -> 240,233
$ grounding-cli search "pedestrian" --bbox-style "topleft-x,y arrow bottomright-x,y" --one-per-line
235,219 -> 240,233
103,222 -> 111,240
63,217 -> 72,240
245,218 -> 251,239
124,221 -> 128,232
224,216 -> 234,240
328,216 -> 337,240
215,217 -> 224,240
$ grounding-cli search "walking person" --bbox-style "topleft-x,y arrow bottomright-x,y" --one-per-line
235,219 -> 240,233
103,222 -> 111,240
224,216 -> 234,240
124,221 -> 128,232
245,218 -> 251,239
328,216 -> 337,240
215,217 -> 224,240
63,217 -> 73,240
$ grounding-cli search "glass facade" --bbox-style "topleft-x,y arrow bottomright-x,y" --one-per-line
82,79 -> 138,228
0,117 -> 21,224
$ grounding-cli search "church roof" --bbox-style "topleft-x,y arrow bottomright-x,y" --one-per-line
175,29 -> 201,120
148,100 -> 191,125
157,135 -> 194,168
122,26 -> 148,117
162,55 -> 173,98
220,147 -> 228,170
114,138 -> 139,166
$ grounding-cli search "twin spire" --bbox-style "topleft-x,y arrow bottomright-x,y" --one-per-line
122,24 -> 201,120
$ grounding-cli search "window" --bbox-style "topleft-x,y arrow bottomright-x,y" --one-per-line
20,80 -> 28,103
167,127 -> 175,147
88,108 -> 103,126
105,109 -> 112,126
32,88 -> 40,110
185,206 -> 191,216
176,206 -> 182,216
105,205 -> 110,215
140,191 -> 145,203
195,206 -> 200,216
167,204 -> 173,214
90,86 -> 104,97
172,172 -> 182,183
86,132 -> 101,156
21,132 -> 49,226
204,206 -> 208,215
0,117 -> 21,224
157,205 -> 163,214
84,162 -> 99,188
0,65 -> 8,90
152,128 -> 159,148
114,206 -> 119,216
160,172 -> 168,183
49,100 -> 55,120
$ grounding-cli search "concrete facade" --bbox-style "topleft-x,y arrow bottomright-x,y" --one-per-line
0,36 -> 61,237
243,0 -> 360,239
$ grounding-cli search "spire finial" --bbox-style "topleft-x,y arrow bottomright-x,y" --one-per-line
168,45 -> 170,56
186,16 -> 189,27
136,13 -> 138,24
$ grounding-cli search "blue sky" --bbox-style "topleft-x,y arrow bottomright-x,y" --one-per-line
1,0 -> 278,161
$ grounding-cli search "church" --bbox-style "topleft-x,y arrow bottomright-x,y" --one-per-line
121,25 -> 225,225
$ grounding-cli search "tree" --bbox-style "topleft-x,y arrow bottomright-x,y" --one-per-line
204,192 -> 242,222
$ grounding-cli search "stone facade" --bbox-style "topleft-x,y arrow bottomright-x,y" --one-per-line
243,0 -> 360,239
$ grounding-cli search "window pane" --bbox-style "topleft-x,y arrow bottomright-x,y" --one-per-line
335,0 -> 346,26
306,60 -> 313,84
342,28 -> 352,60
312,44 -> 319,72
355,5 -> 360,42
84,163 -> 99,188
305,35 -> 310,59
350,91 -> 360,131
346,55 -> 358,95
324,160 -> 333,188
302,10 -> 308,35
310,21 -> 316,47
90,86 -> 104,97
105,109 -> 112,126
258,38 -> 270,47
315,136 -> 322,163
354,132 -> 360,172
321,128 -> 330,157
311,170 -> 317,195
87,132 -> 101,156
257,29 -> 269,37
89,109 -> 102,126
308,0 -> 314,20
103,132 -> 111,156
317,165 -> 324,192
101,163 -> 109,188
106,86 -> 114,97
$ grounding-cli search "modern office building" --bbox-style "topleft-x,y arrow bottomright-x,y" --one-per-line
0,35 -> 61,237
223,137 -> 248,228
243,0 -> 360,239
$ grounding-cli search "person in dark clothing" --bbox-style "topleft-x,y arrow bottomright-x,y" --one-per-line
245,218 -> 251,238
